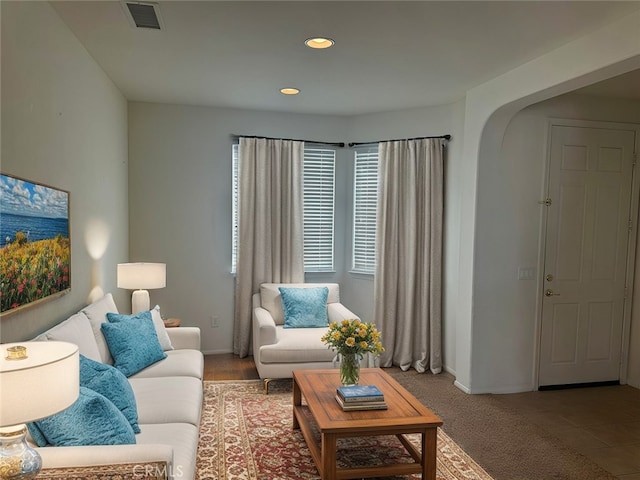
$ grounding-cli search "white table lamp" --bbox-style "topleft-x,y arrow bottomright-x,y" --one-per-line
117,262 -> 166,314
0,341 -> 79,479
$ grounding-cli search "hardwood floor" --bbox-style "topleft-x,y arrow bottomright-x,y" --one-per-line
204,353 -> 260,381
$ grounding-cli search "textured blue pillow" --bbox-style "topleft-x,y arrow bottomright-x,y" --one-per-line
279,287 -> 329,328
26,421 -> 47,447
102,311 -> 167,377
106,310 -> 153,324
27,387 -> 135,447
79,355 -> 140,433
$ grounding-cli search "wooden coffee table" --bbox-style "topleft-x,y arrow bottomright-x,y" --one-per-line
292,368 -> 442,480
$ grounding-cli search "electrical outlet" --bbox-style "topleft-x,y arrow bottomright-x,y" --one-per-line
211,315 -> 219,328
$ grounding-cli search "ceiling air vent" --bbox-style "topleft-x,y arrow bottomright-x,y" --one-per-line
122,1 -> 163,30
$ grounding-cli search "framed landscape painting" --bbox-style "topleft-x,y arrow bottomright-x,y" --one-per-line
1,173 -> 71,315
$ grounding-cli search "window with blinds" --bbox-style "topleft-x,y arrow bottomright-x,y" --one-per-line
303,148 -> 335,272
231,144 -> 336,273
231,144 -> 239,274
352,146 -> 379,274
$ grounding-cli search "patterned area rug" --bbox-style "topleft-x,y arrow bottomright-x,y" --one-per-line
196,380 -> 494,480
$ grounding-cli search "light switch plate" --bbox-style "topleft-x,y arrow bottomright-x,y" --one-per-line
517,267 -> 536,280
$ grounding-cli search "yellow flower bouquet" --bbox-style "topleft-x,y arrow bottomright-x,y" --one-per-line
321,319 -> 384,385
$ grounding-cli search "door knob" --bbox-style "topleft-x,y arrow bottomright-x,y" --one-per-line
545,289 -> 560,297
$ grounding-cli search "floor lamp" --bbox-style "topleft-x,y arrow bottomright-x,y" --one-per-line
117,262 -> 166,314
0,341 -> 79,479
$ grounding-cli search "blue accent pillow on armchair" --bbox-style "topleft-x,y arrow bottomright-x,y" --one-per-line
102,311 -> 167,377
79,354 -> 140,433
279,286 -> 329,328
27,387 -> 136,447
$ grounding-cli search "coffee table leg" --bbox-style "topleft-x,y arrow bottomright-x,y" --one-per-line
423,428 -> 437,480
293,375 -> 301,429
321,433 -> 337,480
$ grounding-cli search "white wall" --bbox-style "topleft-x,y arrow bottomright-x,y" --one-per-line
472,93 -> 640,393
631,227 -> 640,388
127,103 -> 350,353
0,1 -> 129,342
457,9 -> 640,393
128,101 -> 465,360
8,0 -> 638,394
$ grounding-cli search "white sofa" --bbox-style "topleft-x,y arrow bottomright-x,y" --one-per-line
252,283 -> 360,389
30,293 -> 203,480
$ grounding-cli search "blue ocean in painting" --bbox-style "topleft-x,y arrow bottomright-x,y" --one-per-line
1,212 -> 68,247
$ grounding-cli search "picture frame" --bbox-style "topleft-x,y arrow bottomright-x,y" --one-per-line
1,173 -> 71,316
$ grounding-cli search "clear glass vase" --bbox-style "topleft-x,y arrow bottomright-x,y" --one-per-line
336,352 -> 360,386
0,426 -> 42,480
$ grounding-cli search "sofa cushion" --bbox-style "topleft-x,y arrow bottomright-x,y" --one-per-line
129,376 -> 203,426
259,326 -> 335,363
81,293 -> 119,364
260,283 -> 340,326
79,355 -> 140,433
41,312 -> 102,362
27,387 -> 136,447
279,286 -> 329,328
129,349 -> 204,380
150,305 -> 174,351
102,312 -> 167,377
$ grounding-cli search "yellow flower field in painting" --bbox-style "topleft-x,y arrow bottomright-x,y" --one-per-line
1,232 -> 70,312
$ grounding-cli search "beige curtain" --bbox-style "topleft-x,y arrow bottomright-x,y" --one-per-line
374,138 -> 444,373
233,137 -> 305,357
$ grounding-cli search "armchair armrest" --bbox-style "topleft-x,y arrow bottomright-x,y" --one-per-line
253,307 -> 278,347
327,303 -> 360,323
166,327 -> 201,350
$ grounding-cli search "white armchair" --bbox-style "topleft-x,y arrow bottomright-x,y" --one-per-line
252,283 -> 359,391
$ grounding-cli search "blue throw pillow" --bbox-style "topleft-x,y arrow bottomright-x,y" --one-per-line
102,311 -> 167,377
106,310 -> 153,324
279,286 -> 329,328
27,387 -> 135,447
26,421 -> 47,447
79,355 -> 140,433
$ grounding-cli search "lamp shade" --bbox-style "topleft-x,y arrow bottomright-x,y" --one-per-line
0,341 -> 79,427
117,263 -> 166,290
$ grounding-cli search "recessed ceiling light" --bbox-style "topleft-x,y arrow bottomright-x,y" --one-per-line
280,87 -> 300,95
305,37 -> 335,49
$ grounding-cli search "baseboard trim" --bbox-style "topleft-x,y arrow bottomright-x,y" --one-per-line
454,380 -> 535,394
453,380 -> 471,394
202,349 -> 234,355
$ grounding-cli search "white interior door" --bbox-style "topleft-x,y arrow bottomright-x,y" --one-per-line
539,124 -> 636,387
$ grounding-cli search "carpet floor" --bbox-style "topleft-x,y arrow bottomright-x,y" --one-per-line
385,369 -> 618,480
196,379 -> 494,480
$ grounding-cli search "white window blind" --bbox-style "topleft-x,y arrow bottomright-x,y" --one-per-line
231,143 -> 336,273
352,146 -> 379,274
231,143 -> 239,274
303,148 -> 335,272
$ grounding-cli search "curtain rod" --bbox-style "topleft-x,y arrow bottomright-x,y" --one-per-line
232,134 -> 345,148
348,134 -> 451,148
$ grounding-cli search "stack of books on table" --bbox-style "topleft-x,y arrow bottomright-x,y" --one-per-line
335,385 -> 387,411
